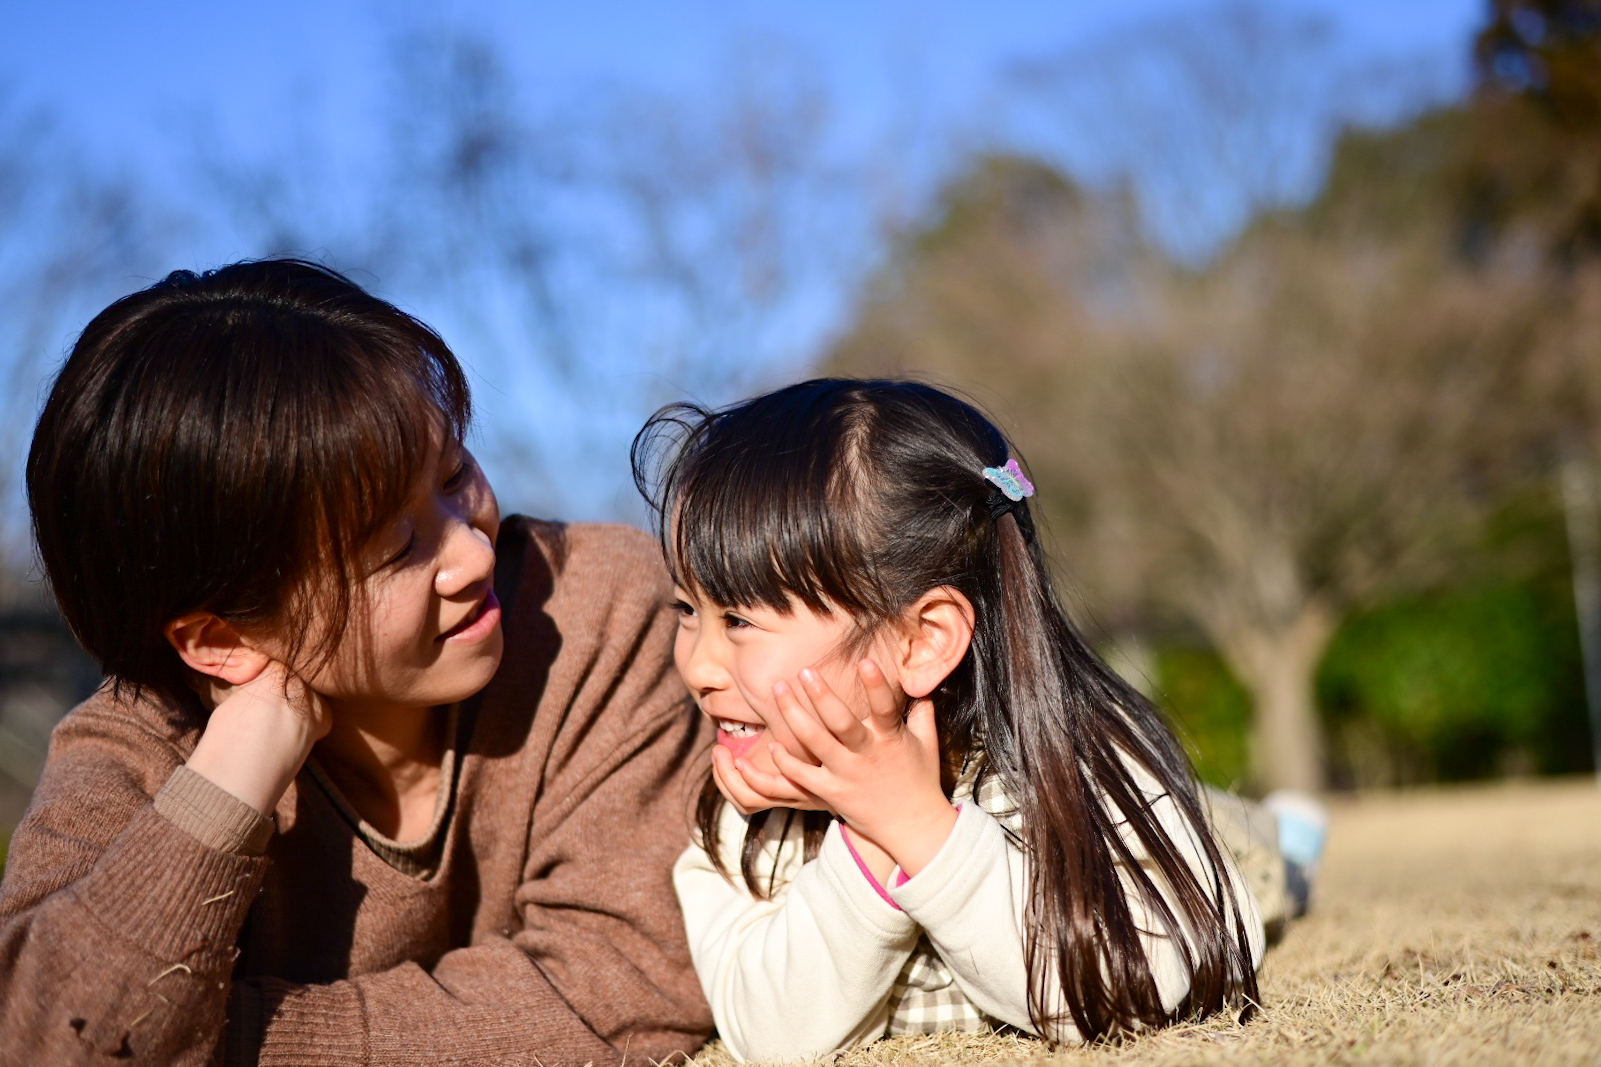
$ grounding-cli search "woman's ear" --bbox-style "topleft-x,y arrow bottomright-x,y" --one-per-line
893,587 -> 976,699
164,612 -> 273,687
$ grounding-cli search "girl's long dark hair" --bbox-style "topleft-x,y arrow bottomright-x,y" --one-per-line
632,378 -> 1259,1041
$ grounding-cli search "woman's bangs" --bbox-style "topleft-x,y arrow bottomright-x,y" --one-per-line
308,330 -> 472,568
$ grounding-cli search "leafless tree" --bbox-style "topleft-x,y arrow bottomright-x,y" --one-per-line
205,31 -> 864,518
1007,1 -> 1458,262
831,145 -> 1544,791
0,92 -> 176,594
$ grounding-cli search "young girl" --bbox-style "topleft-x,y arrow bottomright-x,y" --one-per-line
633,378 -> 1274,1063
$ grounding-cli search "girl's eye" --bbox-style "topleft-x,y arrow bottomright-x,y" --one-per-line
722,612 -> 751,630
669,599 -> 697,619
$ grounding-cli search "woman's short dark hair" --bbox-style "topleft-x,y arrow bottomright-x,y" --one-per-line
26,258 -> 471,703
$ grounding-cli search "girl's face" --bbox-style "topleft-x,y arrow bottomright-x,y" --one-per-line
290,440 -> 503,713
671,586 -> 899,780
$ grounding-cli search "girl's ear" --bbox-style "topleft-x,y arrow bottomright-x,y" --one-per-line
164,612 -> 273,687
894,587 -> 976,699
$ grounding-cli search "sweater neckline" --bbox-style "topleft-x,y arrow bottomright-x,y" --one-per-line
304,704 -> 463,880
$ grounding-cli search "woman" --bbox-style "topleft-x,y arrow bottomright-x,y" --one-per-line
3,259 -> 712,1065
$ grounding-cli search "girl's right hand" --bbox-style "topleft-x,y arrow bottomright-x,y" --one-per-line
185,660 -> 332,816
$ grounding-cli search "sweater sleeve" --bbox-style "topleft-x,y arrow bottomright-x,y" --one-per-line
890,786 -> 1266,1042
0,705 -> 270,1066
675,808 -> 921,1064
228,522 -> 716,1067
228,700 -> 714,1067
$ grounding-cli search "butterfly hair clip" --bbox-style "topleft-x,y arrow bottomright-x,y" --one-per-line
982,458 -> 1035,502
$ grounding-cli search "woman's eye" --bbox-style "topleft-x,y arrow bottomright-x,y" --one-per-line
443,457 -> 472,492
378,533 -> 418,571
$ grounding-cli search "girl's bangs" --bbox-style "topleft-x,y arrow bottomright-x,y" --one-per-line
661,405 -> 874,619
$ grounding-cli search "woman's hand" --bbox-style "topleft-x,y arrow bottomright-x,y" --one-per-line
185,660 -> 333,816
765,660 -> 958,877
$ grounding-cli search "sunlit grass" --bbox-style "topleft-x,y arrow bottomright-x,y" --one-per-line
689,779 -> 1601,1067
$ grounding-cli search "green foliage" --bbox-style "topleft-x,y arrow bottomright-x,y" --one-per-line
1155,570 -> 1593,790
1156,647 -> 1254,791
1318,580 -> 1591,784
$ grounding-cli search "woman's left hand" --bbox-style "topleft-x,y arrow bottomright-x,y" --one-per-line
765,660 -> 958,877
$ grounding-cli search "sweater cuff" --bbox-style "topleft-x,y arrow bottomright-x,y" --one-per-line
840,824 -> 901,911
816,822 -> 919,938
74,803 -> 270,974
227,978 -> 368,1067
889,801 -> 1004,920
155,765 -> 275,856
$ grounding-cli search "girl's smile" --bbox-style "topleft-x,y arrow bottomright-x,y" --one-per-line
671,587 -> 891,782
440,587 -> 502,644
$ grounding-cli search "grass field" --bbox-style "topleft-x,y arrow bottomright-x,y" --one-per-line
688,779 -> 1601,1067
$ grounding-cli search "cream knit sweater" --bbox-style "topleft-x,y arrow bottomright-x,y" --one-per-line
676,758 -> 1266,1063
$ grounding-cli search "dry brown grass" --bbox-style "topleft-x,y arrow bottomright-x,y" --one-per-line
687,779 -> 1601,1067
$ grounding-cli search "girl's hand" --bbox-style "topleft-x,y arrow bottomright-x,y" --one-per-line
186,661 -> 332,816
766,660 -> 958,876
710,685 -> 838,815
710,742 -> 831,816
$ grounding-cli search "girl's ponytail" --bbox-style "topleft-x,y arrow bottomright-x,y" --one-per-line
983,508 -> 1260,1037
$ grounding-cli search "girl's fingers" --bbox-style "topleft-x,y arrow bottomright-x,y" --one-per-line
796,668 -> 869,749
773,682 -> 847,763
769,742 -> 831,798
731,751 -> 811,802
711,748 -> 773,814
756,694 -> 821,766
738,762 -> 831,812
858,658 -> 904,730
714,746 -> 809,811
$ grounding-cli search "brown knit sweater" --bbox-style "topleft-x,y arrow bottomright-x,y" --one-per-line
0,519 -> 715,1066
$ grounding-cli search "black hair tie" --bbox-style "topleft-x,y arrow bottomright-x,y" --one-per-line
986,486 -> 1022,522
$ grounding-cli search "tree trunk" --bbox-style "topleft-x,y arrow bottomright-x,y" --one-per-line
1214,605 -> 1336,793
1560,449 -> 1601,781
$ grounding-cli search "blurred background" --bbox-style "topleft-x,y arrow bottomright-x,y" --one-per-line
1,0 -> 1598,848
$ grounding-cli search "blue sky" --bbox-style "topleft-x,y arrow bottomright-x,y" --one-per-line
7,1 -> 1483,179
1,1 -> 1490,520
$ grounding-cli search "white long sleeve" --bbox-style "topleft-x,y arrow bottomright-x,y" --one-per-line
673,805 -> 922,1063
675,761 -> 1268,1060
890,772 -> 1267,1041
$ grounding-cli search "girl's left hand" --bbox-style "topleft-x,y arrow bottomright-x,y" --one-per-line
765,660 -> 958,877
710,742 -> 830,816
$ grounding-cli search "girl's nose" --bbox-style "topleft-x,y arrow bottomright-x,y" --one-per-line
435,457 -> 501,599
675,629 -> 728,697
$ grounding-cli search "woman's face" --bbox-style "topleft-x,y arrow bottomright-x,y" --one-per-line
292,440 -> 504,713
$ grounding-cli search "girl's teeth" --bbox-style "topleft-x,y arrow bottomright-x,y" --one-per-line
717,719 -> 759,737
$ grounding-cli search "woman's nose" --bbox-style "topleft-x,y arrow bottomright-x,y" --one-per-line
435,518 -> 496,599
